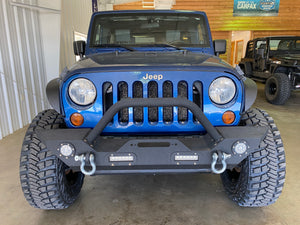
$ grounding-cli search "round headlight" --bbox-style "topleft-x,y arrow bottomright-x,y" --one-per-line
209,77 -> 236,104
68,78 -> 96,106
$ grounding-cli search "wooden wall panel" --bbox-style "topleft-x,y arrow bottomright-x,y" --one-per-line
114,0 -> 300,31
211,31 -> 231,62
113,1 -> 143,10
172,0 -> 300,31
253,30 -> 300,39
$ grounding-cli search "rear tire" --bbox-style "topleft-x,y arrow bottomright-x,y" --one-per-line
19,110 -> 84,209
265,73 -> 290,105
221,108 -> 286,207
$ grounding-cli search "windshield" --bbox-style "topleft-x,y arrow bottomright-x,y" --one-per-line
89,13 -> 210,48
269,38 -> 300,56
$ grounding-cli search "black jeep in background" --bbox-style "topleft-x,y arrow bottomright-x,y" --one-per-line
239,36 -> 300,105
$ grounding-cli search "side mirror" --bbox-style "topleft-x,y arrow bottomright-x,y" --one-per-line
73,41 -> 86,58
213,40 -> 226,56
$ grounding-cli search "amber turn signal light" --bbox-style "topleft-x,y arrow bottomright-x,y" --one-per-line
70,113 -> 84,126
222,111 -> 235,124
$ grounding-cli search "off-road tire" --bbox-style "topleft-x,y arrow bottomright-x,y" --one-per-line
20,110 -> 84,209
221,108 -> 286,207
265,73 -> 290,105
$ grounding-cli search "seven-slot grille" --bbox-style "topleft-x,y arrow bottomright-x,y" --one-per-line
102,81 -> 202,125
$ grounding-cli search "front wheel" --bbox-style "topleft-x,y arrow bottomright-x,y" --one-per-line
221,108 -> 286,207
265,73 -> 290,105
19,110 -> 84,209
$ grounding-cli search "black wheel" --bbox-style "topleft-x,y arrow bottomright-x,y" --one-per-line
265,73 -> 291,105
221,108 -> 286,207
19,110 -> 84,209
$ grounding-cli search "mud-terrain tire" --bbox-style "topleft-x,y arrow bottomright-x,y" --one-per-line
19,110 -> 84,209
221,108 -> 286,207
265,73 -> 290,105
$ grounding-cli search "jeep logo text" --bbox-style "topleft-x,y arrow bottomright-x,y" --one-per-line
143,73 -> 163,81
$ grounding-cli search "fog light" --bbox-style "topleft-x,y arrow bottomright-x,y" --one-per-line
109,155 -> 134,162
175,155 -> 199,161
232,141 -> 248,155
59,143 -> 74,157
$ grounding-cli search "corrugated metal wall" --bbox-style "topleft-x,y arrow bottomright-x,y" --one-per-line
0,0 -> 49,139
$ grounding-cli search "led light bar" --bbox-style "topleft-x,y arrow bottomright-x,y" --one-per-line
175,155 -> 199,161
109,155 -> 134,162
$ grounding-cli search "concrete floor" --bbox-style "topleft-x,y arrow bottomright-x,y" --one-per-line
0,83 -> 299,225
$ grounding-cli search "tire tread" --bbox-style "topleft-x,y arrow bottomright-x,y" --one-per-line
221,108 -> 286,207
20,109 -> 84,209
265,73 -> 290,105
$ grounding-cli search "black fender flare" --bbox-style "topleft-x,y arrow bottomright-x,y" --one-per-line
243,78 -> 257,111
272,64 -> 288,74
239,62 -> 252,76
46,78 -> 62,114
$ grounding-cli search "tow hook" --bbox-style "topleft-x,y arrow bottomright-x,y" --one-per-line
211,151 -> 231,174
75,153 -> 96,176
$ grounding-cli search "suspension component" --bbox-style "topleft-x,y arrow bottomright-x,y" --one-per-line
211,151 -> 231,174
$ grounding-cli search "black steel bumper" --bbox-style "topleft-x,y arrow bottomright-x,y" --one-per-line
37,98 -> 268,174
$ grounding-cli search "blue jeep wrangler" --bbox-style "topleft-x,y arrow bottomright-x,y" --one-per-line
20,10 -> 286,209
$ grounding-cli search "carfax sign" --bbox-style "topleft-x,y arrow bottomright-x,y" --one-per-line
233,0 -> 280,16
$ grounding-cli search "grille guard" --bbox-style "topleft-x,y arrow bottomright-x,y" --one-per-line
36,97 -> 268,174
85,97 -> 223,144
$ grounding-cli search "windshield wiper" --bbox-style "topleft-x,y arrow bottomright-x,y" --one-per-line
145,43 -> 188,52
90,44 -> 135,51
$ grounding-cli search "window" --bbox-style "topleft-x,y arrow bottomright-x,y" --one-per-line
269,38 -> 300,55
89,13 -> 210,47
295,40 -> 300,49
255,40 -> 267,51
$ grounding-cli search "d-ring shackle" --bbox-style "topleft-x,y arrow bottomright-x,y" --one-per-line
75,153 -> 96,176
211,151 -> 231,174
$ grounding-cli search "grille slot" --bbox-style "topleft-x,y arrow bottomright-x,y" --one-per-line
148,81 -> 158,123
118,82 -> 128,123
102,82 -> 113,123
133,81 -> 143,123
163,81 -> 173,123
193,81 -> 203,122
178,81 -> 188,123
101,80 -> 202,126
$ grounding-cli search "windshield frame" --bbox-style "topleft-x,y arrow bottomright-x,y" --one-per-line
86,10 -> 212,55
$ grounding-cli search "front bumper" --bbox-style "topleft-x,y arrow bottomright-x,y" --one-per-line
37,98 -> 267,175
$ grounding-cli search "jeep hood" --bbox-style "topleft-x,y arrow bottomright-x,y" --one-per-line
64,51 -> 238,80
